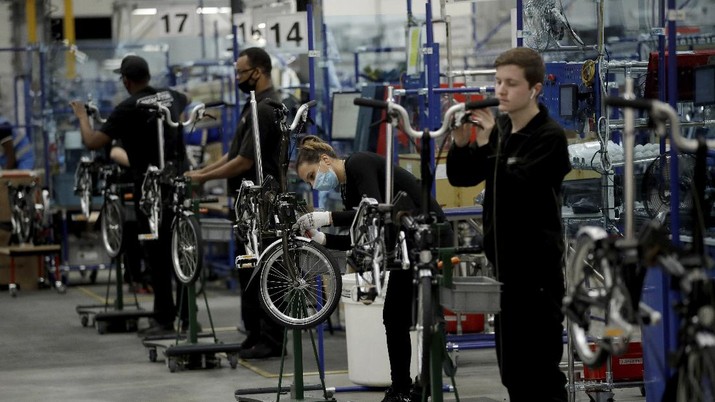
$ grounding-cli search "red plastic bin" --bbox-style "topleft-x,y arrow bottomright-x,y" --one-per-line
582,341 -> 644,382
443,309 -> 484,334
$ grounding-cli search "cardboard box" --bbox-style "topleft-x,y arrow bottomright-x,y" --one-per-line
398,154 -> 484,209
0,170 -> 42,222
0,254 -> 41,290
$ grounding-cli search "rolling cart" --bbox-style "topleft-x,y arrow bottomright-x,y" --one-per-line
75,165 -> 155,334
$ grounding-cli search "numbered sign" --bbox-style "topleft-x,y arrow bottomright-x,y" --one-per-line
155,6 -> 197,37
265,13 -> 307,52
233,14 -> 266,47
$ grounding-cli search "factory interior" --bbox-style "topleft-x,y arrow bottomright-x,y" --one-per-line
0,1 -> 714,401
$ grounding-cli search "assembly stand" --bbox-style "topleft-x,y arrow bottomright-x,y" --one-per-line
141,281 -> 243,372
75,253 -> 154,334
235,326 -> 337,402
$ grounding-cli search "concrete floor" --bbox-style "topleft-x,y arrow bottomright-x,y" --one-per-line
0,269 -> 647,402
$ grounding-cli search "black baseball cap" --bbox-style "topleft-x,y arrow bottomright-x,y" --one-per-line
114,55 -> 151,81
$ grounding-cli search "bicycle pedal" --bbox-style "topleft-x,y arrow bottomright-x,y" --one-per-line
138,233 -> 158,241
235,254 -> 257,269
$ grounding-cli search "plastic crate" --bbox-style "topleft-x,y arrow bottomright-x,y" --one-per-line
440,276 -> 501,314
583,341 -> 643,382
200,218 -> 233,242
444,309 -> 484,334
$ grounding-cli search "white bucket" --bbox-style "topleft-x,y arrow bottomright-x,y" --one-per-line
341,273 -> 418,386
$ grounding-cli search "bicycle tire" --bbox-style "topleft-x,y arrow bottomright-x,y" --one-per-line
565,227 -> 612,368
171,212 -> 203,284
416,275 -> 433,394
259,237 -> 341,329
100,196 -> 124,258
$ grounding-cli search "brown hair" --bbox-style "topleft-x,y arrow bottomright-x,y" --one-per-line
296,135 -> 337,167
494,47 -> 545,88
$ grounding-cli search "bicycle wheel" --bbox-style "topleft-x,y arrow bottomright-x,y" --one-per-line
171,213 -> 203,284
564,227 -> 613,368
101,196 -> 124,258
416,275 -> 434,393
259,237 -> 341,329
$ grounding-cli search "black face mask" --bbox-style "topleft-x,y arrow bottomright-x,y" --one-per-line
238,73 -> 257,94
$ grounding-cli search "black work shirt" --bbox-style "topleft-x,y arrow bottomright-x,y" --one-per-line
325,151 -> 446,250
447,104 -> 572,289
227,88 -> 282,195
100,86 -> 189,186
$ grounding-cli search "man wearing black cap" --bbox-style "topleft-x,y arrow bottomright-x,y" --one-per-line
70,54 -> 191,336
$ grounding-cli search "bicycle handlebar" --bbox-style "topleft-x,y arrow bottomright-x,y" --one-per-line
290,100 -> 317,131
84,102 -> 107,124
605,96 -> 715,152
353,97 -> 498,138
136,102 -> 213,128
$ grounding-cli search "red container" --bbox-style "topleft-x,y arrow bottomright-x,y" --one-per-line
582,341 -> 643,382
443,309 -> 484,334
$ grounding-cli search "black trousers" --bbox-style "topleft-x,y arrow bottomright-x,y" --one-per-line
236,240 -> 285,348
383,224 -> 453,392
495,282 -> 567,402
139,207 -> 189,326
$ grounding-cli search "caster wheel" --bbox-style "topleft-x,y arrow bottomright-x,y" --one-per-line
10,289 -> 17,298
81,315 -> 89,327
228,353 -> 238,369
148,348 -> 157,363
167,358 -> 178,372
96,321 -> 107,335
640,386 -> 646,397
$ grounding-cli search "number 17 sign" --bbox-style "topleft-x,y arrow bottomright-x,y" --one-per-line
265,13 -> 308,53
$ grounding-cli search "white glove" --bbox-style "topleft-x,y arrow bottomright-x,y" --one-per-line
307,229 -> 326,245
294,211 -> 331,232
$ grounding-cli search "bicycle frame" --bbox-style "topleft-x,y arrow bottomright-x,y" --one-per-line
352,90 -> 499,401
564,78 -> 715,386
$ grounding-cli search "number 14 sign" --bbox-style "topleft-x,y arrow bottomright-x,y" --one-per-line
265,13 -> 307,52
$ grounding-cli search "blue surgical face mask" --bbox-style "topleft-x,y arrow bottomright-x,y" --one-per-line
313,162 -> 339,191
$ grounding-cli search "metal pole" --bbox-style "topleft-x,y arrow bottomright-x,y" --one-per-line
249,90 -> 263,186
307,3 -> 317,136
623,78 -> 634,240
385,86 -> 394,205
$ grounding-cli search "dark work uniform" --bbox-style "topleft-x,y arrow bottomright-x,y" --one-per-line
228,87 -> 284,349
447,104 -> 571,402
323,151 -> 449,394
100,86 -> 189,326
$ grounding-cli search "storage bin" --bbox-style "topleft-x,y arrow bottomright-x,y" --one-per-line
583,341 -> 644,382
199,218 -> 233,242
440,276 -> 501,314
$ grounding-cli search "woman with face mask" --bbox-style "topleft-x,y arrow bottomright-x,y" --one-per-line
294,135 -> 450,402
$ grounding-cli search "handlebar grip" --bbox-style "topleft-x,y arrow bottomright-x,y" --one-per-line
303,100 -> 317,108
353,98 -> 389,109
203,101 -> 225,108
604,97 -> 653,111
198,197 -> 219,204
465,98 -> 500,110
264,99 -> 285,109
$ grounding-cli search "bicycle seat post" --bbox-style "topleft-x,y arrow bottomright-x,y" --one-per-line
249,91 -> 263,186
385,86 -> 396,205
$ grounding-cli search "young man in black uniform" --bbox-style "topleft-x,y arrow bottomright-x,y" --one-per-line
294,135 -> 451,402
70,55 -> 191,335
447,47 -> 572,401
185,47 -> 285,359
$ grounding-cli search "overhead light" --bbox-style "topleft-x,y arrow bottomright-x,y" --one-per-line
257,22 -> 266,29
197,7 -> 231,14
132,8 -> 157,16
